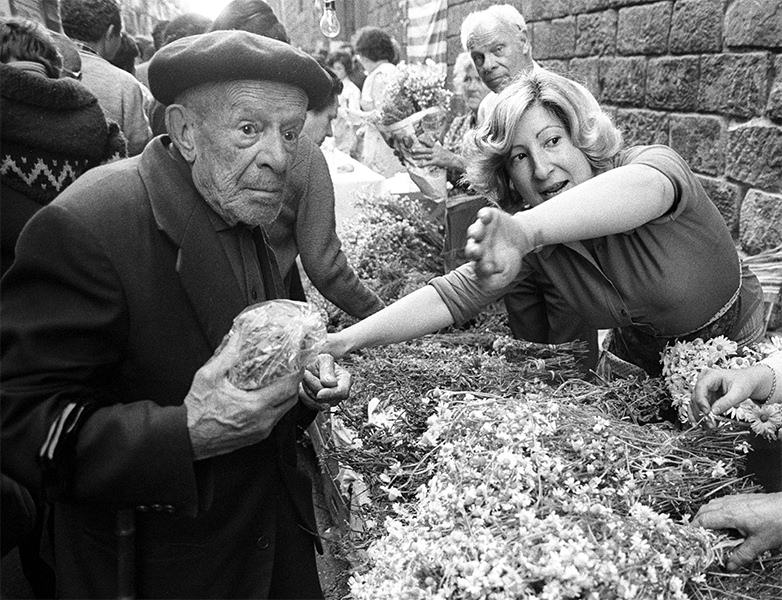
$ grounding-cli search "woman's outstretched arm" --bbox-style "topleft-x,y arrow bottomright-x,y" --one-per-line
325,285 -> 455,357
466,163 -> 674,290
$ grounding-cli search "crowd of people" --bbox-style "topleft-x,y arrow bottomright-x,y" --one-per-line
1,1 -> 780,598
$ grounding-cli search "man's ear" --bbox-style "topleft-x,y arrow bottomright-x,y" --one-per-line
105,23 -> 118,39
166,104 -> 197,162
519,30 -> 532,56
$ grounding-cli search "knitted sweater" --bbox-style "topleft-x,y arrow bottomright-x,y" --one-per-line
1,63 -> 127,273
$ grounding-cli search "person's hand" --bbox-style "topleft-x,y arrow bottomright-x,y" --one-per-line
299,353 -> 352,411
464,207 -> 535,291
693,492 -> 782,571
324,331 -> 350,359
184,332 -> 301,460
406,139 -> 461,170
391,135 -> 416,167
691,365 -> 772,427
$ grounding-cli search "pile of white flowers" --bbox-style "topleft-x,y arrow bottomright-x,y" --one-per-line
350,393 -> 724,600
662,336 -> 782,440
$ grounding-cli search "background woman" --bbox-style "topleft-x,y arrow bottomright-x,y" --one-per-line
326,49 -> 362,157
350,26 -> 404,177
327,68 -> 766,376
406,52 -> 489,190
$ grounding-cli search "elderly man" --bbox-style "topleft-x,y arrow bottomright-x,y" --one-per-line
1,30 -> 349,599
460,4 -> 536,124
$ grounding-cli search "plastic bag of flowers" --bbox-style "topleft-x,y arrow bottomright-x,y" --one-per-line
220,300 -> 327,390
377,61 -> 453,201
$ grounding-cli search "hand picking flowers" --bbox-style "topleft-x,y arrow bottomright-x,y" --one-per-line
662,336 -> 782,441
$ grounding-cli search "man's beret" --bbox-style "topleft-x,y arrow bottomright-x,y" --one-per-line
148,29 -> 331,108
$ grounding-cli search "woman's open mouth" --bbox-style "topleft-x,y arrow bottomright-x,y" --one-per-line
539,181 -> 568,200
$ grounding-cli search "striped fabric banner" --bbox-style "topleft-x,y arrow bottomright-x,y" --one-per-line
406,0 -> 447,65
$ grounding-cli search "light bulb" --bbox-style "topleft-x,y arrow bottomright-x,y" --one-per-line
319,0 -> 340,38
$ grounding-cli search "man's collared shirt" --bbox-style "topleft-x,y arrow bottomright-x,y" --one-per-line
207,209 -> 281,305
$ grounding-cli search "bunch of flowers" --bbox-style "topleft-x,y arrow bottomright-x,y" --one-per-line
348,393 -> 755,600
301,191 -> 444,330
377,60 -> 453,128
661,336 -> 782,441
336,192 -> 443,299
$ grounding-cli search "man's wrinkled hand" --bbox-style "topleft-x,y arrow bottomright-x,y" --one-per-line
300,353 -> 352,409
693,492 -> 782,571
184,332 -> 301,459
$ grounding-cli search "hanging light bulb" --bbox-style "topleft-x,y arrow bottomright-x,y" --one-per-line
319,0 -> 340,38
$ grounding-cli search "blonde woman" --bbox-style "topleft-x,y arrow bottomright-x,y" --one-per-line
327,68 -> 766,375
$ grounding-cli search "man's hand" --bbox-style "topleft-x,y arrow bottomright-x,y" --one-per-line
299,353 -> 352,411
184,332 -> 301,460
693,492 -> 782,571
464,207 -> 534,291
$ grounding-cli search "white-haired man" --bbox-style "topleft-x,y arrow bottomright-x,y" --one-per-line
1,30 -> 350,598
460,4 -> 536,124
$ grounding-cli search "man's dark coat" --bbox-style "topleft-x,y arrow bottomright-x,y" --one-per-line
1,137 -> 321,598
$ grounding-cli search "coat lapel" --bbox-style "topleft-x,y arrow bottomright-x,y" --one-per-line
141,137 -> 245,350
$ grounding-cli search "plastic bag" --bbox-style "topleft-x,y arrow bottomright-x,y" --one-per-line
225,300 -> 327,390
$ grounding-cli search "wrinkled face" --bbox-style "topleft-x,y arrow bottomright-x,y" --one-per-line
331,62 -> 347,80
459,64 -> 490,112
188,80 -> 307,226
467,20 -> 533,93
505,104 -> 594,207
302,97 -> 338,146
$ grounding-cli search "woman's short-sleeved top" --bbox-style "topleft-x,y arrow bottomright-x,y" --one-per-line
359,62 -> 397,112
430,145 -> 757,338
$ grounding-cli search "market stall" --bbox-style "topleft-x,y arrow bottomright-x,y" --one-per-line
303,193 -> 782,600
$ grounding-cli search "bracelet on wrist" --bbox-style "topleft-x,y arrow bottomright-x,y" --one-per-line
758,363 -> 778,404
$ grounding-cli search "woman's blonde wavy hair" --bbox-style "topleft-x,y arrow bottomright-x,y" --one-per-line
466,68 -> 622,209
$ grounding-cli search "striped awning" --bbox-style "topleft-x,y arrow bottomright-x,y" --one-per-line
406,0 -> 447,65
